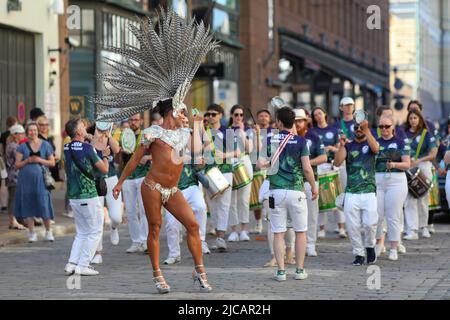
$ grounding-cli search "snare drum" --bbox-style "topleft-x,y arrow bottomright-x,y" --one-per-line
318,170 -> 343,212
429,167 -> 441,211
406,167 -> 432,198
201,167 -> 231,199
250,172 -> 266,210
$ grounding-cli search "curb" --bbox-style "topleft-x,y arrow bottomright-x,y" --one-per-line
0,223 -> 76,248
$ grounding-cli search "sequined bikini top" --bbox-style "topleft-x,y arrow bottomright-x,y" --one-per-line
141,125 -> 191,152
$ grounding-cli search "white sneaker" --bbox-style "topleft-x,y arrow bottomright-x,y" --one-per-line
227,232 -> 240,242
398,243 -> 406,254
91,254 -> 103,265
338,228 -> 348,239
215,238 -> 227,251
75,266 -> 99,276
421,227 -> 431,238
44,230 -> 55,242
28,232 -> 38,243
428,224 -> 436,234
317,229 -> 326,239
375,245 -> 384,257
110,228 -> 119,246
274,270 -> 287,282
251,220 -> 263,234
388,249 -> 398,261
295,269 -> 308,280
64,263 -> 77,276
306,247 -> 318,257
202,241 -> 211,255
126,243 -> 144,253
208,228 -> 217,236
239,230 -> 250,242
403,232 -> 419,241
163,256 -> 181,265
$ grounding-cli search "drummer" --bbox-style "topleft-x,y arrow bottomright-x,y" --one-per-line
227,105 -> 255,243
334,118 -> 379,266
372,106 -> 407,142
90,121 -> 123,264
374,115 -> 411,261
294,108 -> 327,257
202,104 -> 235,252
120,113 -> 150,253
250,109 -> 273,235
403,109 -> 437,240
311,106 -> 347,239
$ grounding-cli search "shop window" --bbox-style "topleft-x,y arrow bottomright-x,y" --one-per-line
68,9 -> 96,49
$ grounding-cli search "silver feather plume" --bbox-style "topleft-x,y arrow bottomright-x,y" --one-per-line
93,9 -> 219,122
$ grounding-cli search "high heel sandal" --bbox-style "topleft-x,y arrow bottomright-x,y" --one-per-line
192,265 -> 213,293
153,269 -> 170,294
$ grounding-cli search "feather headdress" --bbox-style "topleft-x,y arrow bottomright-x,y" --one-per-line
93,9 -> 219,122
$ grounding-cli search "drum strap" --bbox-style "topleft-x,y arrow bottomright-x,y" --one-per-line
340,120 -> 350,139
135,131 -> 143,152
415,129 -> 428,160
271,133 -> 293,169
377,128 -> 381,138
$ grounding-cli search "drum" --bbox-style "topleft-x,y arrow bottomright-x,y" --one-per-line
200,167 -> 231,199
429,167 -> 441,211
318,170 -> 343,212
250,172 -> 266,210
96,121 -> 113,132
406,167 -> 432,198
121,128 -> 136,154
232,163 -> 252,190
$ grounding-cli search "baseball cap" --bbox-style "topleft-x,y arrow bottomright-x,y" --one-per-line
294,109 -> 308,120
10,124 -> 25,135
340,97 -> 355,106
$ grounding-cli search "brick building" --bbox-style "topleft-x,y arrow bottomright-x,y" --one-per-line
239,0 -> 390,121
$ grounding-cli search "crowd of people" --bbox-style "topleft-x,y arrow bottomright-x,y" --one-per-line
1,98 -> 449,291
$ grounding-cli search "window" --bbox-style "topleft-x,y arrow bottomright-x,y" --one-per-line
102,12 -> 139,49
68,9 -> 96,48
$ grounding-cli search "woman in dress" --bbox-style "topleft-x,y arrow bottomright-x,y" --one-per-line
14,123 -> 55,242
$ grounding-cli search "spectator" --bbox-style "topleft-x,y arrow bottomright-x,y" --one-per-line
14,123 -> 56,242
63,119 -> 109,276
0,116 -> 18,156
29,108 -> 45,123
5,125 -> 27,230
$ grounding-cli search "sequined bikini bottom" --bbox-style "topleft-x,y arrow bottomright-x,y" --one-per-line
143,178 -> 179,204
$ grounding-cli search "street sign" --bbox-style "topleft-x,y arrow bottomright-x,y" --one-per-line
195,63 -> 225,78
69,96 -> 85,117
17,102 -> 25,123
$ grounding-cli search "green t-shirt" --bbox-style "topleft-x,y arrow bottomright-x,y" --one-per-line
64,142 -> 101,199
122,132 -> 150,180
178,164 -> 198,191
267,131 -> 310,191
345,140 -> 377,194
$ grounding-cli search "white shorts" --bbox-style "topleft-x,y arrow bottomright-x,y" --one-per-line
269,189 -> 308,233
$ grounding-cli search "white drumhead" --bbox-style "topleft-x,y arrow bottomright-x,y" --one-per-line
121,128 -> 136,154
96,121 -> 113,132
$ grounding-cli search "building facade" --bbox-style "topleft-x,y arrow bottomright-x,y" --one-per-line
0,0 -> 62,149
390,0 -> 450,123
239,0 -> 390,121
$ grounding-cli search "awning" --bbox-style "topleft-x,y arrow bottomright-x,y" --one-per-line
279,29 -> 389,90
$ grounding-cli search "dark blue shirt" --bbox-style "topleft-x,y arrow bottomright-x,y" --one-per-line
312,125 -> 339,162
405,129 -> 437,160
376,136 -> 410,173
334,119 -> 357,140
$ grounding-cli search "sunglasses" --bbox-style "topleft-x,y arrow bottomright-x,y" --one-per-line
38,123 -> 49,126
233,113 -> 244,118
378,125 -> 392,130
205,113 -> 219,118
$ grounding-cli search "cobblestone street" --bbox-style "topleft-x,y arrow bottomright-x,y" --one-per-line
0,214 -> 449,300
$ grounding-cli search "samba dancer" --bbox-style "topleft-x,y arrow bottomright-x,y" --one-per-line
120,113 -> 150,253
374,115 -> 411,261
403,110 -> 438,240
94,10 -> 217,294
294,109 -> 327,257
227,105 -> 255,242
164,118 -> 210,265
334,119 -> 380,266
444,133 -> 450,209
311,107 -> 347,239
258,107 -> 318,281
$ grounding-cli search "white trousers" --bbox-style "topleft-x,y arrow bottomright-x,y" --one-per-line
96,175 -> 124,252
165,185 -> 207,258
123,177 -> 148,245
344,193 -> 378,257
404,161 -> 432,233
229,159 -> 253,227
68,197 -> 104,267
305,181 -> 319,249
375,173 -> 408,242
207,172 -> 233,232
